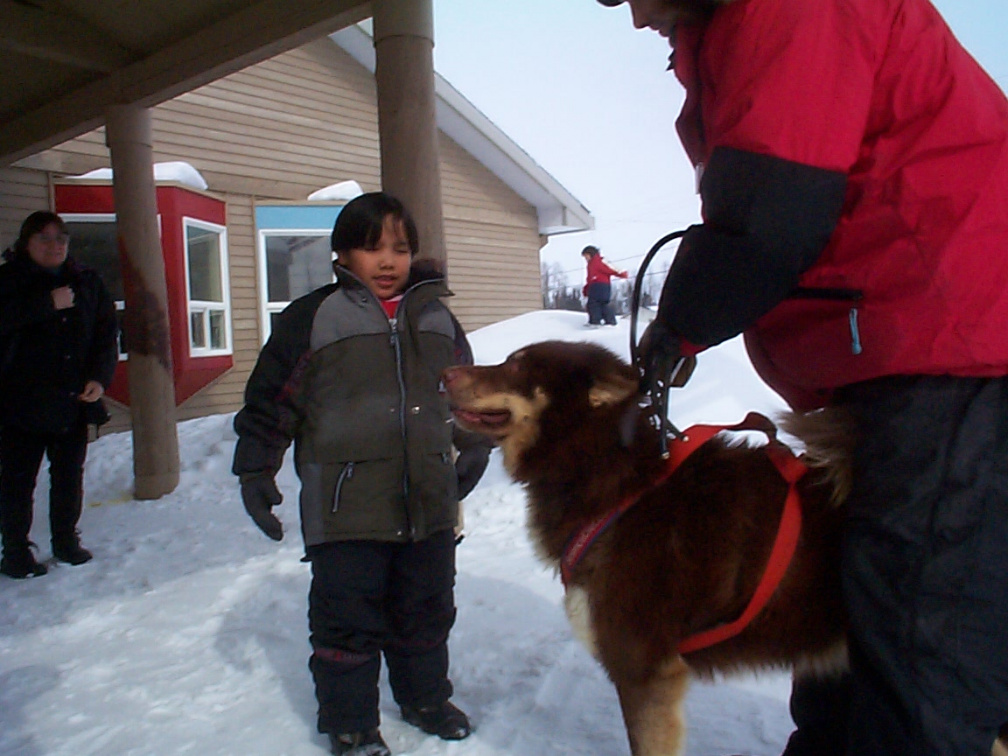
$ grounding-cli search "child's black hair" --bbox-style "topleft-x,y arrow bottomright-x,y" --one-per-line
330,192 -> 419,257
10,211 -> 68,258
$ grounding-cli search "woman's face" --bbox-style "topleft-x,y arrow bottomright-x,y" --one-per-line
26,222 -> 69,269
337,215 -> 412,300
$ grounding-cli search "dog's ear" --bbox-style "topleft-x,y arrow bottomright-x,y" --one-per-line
588,368 -> 638,408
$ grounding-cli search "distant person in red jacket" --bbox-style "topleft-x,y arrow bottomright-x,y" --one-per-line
596,0 -> 1008,755
581,245 -> 628,326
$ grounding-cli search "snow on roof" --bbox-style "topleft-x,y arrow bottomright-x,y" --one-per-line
306,179 -> 363,202
67,161 -> 209,191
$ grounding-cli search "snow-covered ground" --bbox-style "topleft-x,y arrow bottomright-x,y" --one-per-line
1,310 -> 797,756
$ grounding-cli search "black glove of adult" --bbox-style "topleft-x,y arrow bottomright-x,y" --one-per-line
637,318 -> 695,401
240,472 -> 284,541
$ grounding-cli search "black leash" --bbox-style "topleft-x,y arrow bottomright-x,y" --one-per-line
628,230 -> 689,457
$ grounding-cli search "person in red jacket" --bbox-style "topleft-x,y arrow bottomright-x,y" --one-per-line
596,0 -> 1008,754
581,245 -> 629,326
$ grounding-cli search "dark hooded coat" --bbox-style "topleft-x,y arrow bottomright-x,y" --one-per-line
0,249 -> 118,435
232,263 -> 490,547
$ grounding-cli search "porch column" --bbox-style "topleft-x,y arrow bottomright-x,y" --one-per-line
104,105 -> 180,500
372,0 -> 446,268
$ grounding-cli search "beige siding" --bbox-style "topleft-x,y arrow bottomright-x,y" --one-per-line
9,34 -> 546,424
0,167 -> 51,250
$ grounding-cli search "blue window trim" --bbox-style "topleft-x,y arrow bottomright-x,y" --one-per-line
255,204 -> 344,231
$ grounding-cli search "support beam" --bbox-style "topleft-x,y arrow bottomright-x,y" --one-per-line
373,0 -> 446,268
105,105 -> 180,500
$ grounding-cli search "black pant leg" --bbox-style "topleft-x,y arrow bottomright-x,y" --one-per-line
384,529 -> 457,710
838,375 -> 1008,755
308,540 -> 392,734
0,426 -> 47,554
47,423 -> 88,545
782,673 -> 850,756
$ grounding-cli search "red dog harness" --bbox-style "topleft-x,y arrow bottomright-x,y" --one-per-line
559,412 -> 808,655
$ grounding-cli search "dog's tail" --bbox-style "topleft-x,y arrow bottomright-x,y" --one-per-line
778,407 -> 856,507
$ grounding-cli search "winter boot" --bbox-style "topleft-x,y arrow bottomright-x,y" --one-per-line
52,532 -> 92,566
0,543 -> 48,578
327,729 -> 390,756
401,700 -> 472,740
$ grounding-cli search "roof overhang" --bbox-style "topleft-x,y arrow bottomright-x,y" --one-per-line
0,0 -> 370,166
331,24 -> 594,237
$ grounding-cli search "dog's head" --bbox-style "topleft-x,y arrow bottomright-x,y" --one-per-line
442,341 -> 640,476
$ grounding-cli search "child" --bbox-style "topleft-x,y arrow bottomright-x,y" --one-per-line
232,192 -> 490,756
581,245 -> 628,326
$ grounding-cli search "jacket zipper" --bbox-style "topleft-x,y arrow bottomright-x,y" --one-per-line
331,462 -> 355,513
389,316 -> 413,535
790,286 -> 865,356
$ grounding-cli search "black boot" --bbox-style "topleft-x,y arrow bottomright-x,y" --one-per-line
327,729 -> 390,756
401,700 -> 472,740
52,532 -> 92,565
0,543 -> 48,578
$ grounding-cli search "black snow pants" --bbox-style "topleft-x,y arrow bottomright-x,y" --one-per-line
0,423 -> 88,556
783,374 -> 1008,756
307,529 -> 457,735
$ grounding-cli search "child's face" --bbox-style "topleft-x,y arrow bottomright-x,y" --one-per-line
337,215 -> 412,300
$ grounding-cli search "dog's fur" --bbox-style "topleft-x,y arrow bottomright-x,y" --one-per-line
443,340 -> 1005,756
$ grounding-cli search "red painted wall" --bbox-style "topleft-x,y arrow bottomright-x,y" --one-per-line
54,182 -> 233,406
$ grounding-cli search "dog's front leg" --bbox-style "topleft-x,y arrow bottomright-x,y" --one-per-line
613,656 -> 692,756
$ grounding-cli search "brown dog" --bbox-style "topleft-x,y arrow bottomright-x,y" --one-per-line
442,340 -> 849,755
444,340 -> 1008,755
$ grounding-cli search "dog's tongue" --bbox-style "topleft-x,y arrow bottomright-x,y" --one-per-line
454,408 -> 510,427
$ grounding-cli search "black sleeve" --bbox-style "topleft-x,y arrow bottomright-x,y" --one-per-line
448,312 -> 492,498
659,146 -> 847,347
0,269 -> 57,341
231,292 -> 322,477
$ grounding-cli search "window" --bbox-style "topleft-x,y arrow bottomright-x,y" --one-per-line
261,232 -> 333,334
184,218 -> 231,355
63,214 -> 127,359
255,204 -> 344,342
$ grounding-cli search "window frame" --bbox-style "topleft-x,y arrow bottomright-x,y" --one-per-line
61,212 -> 130,361
256,227 -> 335,344
182,215 -> 232,357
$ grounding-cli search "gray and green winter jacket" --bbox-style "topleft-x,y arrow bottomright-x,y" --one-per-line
232,263 -> 490,547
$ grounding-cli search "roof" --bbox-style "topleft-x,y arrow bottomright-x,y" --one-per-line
0,0 -> 368,165
331,24 -> 593,236
0,1 -> 592,237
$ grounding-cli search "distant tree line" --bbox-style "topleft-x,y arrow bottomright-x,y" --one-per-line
540,261 -> 663,314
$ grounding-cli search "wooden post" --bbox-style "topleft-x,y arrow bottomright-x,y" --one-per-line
373,0 -> 446,269
105,105 -> 180,499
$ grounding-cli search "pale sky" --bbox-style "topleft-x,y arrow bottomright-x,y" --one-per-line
431,0 -> 1008,286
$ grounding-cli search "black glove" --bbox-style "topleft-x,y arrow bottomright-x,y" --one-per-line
637,319 -> 694,400
636,319 -> 697,453
240,473 -> 284,541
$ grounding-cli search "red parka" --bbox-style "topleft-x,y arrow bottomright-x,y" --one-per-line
585,254 -> 628,287
671,0 -> 1008,410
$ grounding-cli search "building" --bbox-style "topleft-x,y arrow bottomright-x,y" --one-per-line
0,25 -> 592,432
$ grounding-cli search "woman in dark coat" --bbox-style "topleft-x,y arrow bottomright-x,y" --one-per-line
0,211 -> 118,578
